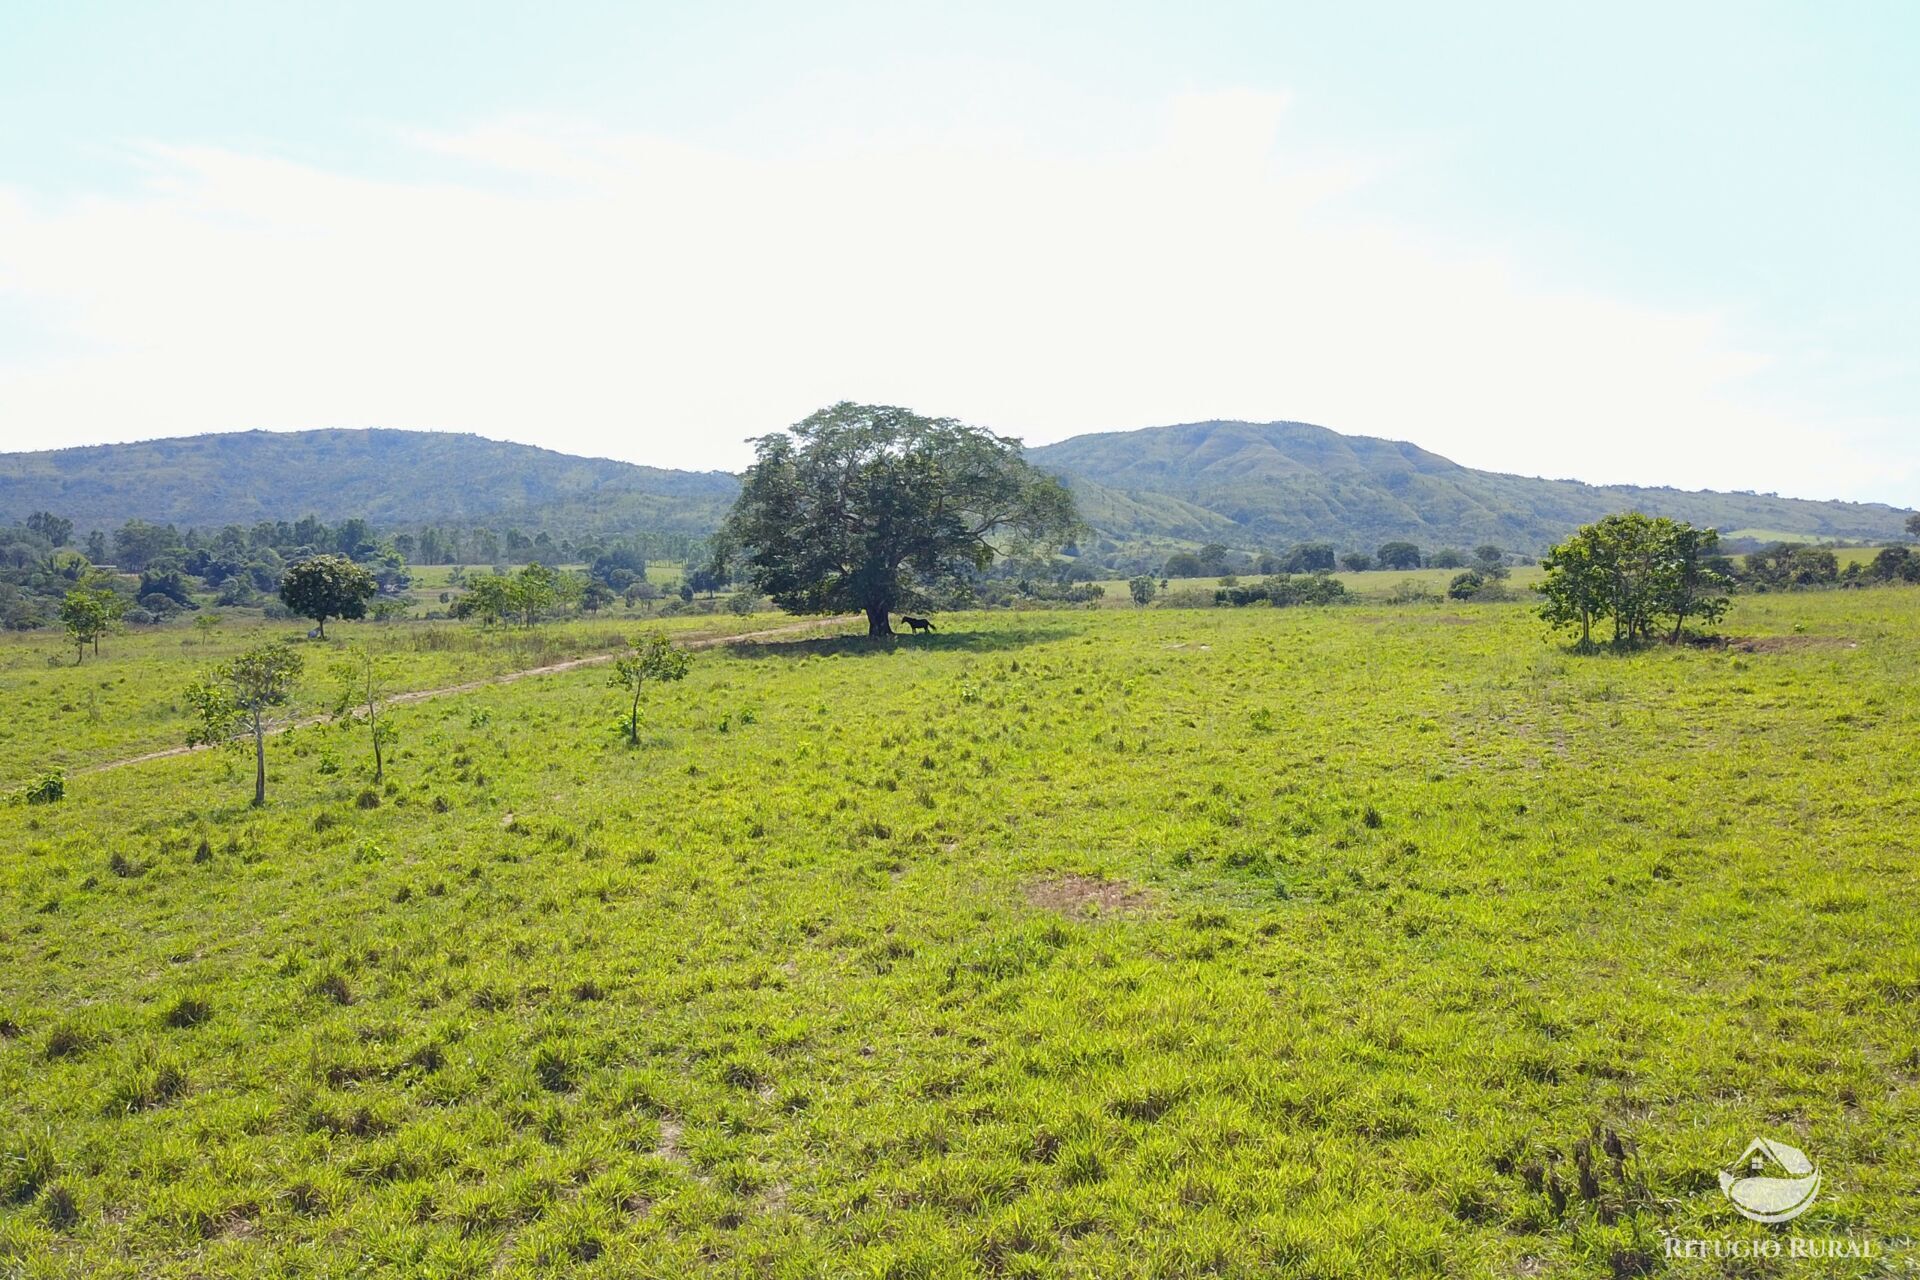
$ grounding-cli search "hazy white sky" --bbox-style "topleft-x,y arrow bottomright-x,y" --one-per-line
0,3 -> 1915,505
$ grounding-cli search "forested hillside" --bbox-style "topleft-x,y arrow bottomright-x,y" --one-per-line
0,429 -> 736,535
2,421 -> 1908,553
1026,420 -> 1913,550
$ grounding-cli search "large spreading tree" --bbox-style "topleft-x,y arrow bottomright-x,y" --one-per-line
718,402 -> 1081,637
279,554 -> 377,637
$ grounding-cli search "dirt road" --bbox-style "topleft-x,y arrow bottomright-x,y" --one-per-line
77,614 -> 861,776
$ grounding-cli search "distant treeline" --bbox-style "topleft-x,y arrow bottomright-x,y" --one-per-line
0,509 -> 705,630
1157,540 -> 1519,578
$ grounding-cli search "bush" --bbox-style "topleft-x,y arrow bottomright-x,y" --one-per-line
1868,546 -> 1919,583
1448,570 -> 1488,600
1386,580 -> 1443,605
14,770 -> 64,805
1274,574 -> 1347,606
1217,574 -> 1348,608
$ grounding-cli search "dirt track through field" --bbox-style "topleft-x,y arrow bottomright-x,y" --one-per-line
77,614 -> 861,777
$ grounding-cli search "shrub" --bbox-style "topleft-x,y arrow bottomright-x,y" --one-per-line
1448,570 -> 1488,600
1220,574 -> 1348,607
1386,580 -> 1443,605
14,770 -> 63,806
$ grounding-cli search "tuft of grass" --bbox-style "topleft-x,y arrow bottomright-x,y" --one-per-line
101,1042 -> 188,1114
160,994 -> 213,1029
39,1183 -> 78,1230
1,1130 -> 57,1205
531,1037 -> 584,1093
308,972 -> 354,1006
42,1018 -> 102,1061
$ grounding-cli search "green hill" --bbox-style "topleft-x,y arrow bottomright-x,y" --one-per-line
1,420 -> 1908,552
1027,419 -> 1912,550
0,429 -> 736,535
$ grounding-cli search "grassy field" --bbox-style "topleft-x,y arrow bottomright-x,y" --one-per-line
0,612 -> 790,788
3,589 -> 1918,1276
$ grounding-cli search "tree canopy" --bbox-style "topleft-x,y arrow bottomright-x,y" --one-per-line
1376,541 -> 1423,570
609,631 -> 693,745
1538,513 -> 1731,648
279,555 -> 377,637
186,642 -> 304,806
58,574 -> 123,661
718,403 -> 1081,637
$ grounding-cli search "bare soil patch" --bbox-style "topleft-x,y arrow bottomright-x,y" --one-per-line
1025,873 -> 1151,917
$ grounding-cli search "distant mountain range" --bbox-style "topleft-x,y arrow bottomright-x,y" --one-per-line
1025,420 -> 1913,549
0,429 -> 736,536
0,422 -> 1909,552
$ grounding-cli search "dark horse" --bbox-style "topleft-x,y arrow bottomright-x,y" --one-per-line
899,615 -> 935,633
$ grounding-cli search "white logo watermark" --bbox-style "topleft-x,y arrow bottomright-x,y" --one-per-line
1662,1135 -> 1877,1262
1719,1135 -> 1821,1223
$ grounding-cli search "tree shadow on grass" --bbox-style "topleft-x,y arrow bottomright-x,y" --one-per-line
723,624 -> 1070,660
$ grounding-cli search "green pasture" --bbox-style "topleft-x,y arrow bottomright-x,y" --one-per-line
2,588 -> 1918,1276
0,612 -> 787,787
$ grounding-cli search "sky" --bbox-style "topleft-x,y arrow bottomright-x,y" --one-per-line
0,1 -> 1915,505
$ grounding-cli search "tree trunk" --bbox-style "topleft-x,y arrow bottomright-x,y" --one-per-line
316,617 -> 326,639
252,718 -> 267,807
367,674 -> 382,781
865,604 -> 893,638
628,687 -> 641,745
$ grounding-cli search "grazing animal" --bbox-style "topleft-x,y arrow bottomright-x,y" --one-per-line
900,615 -> 935,633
